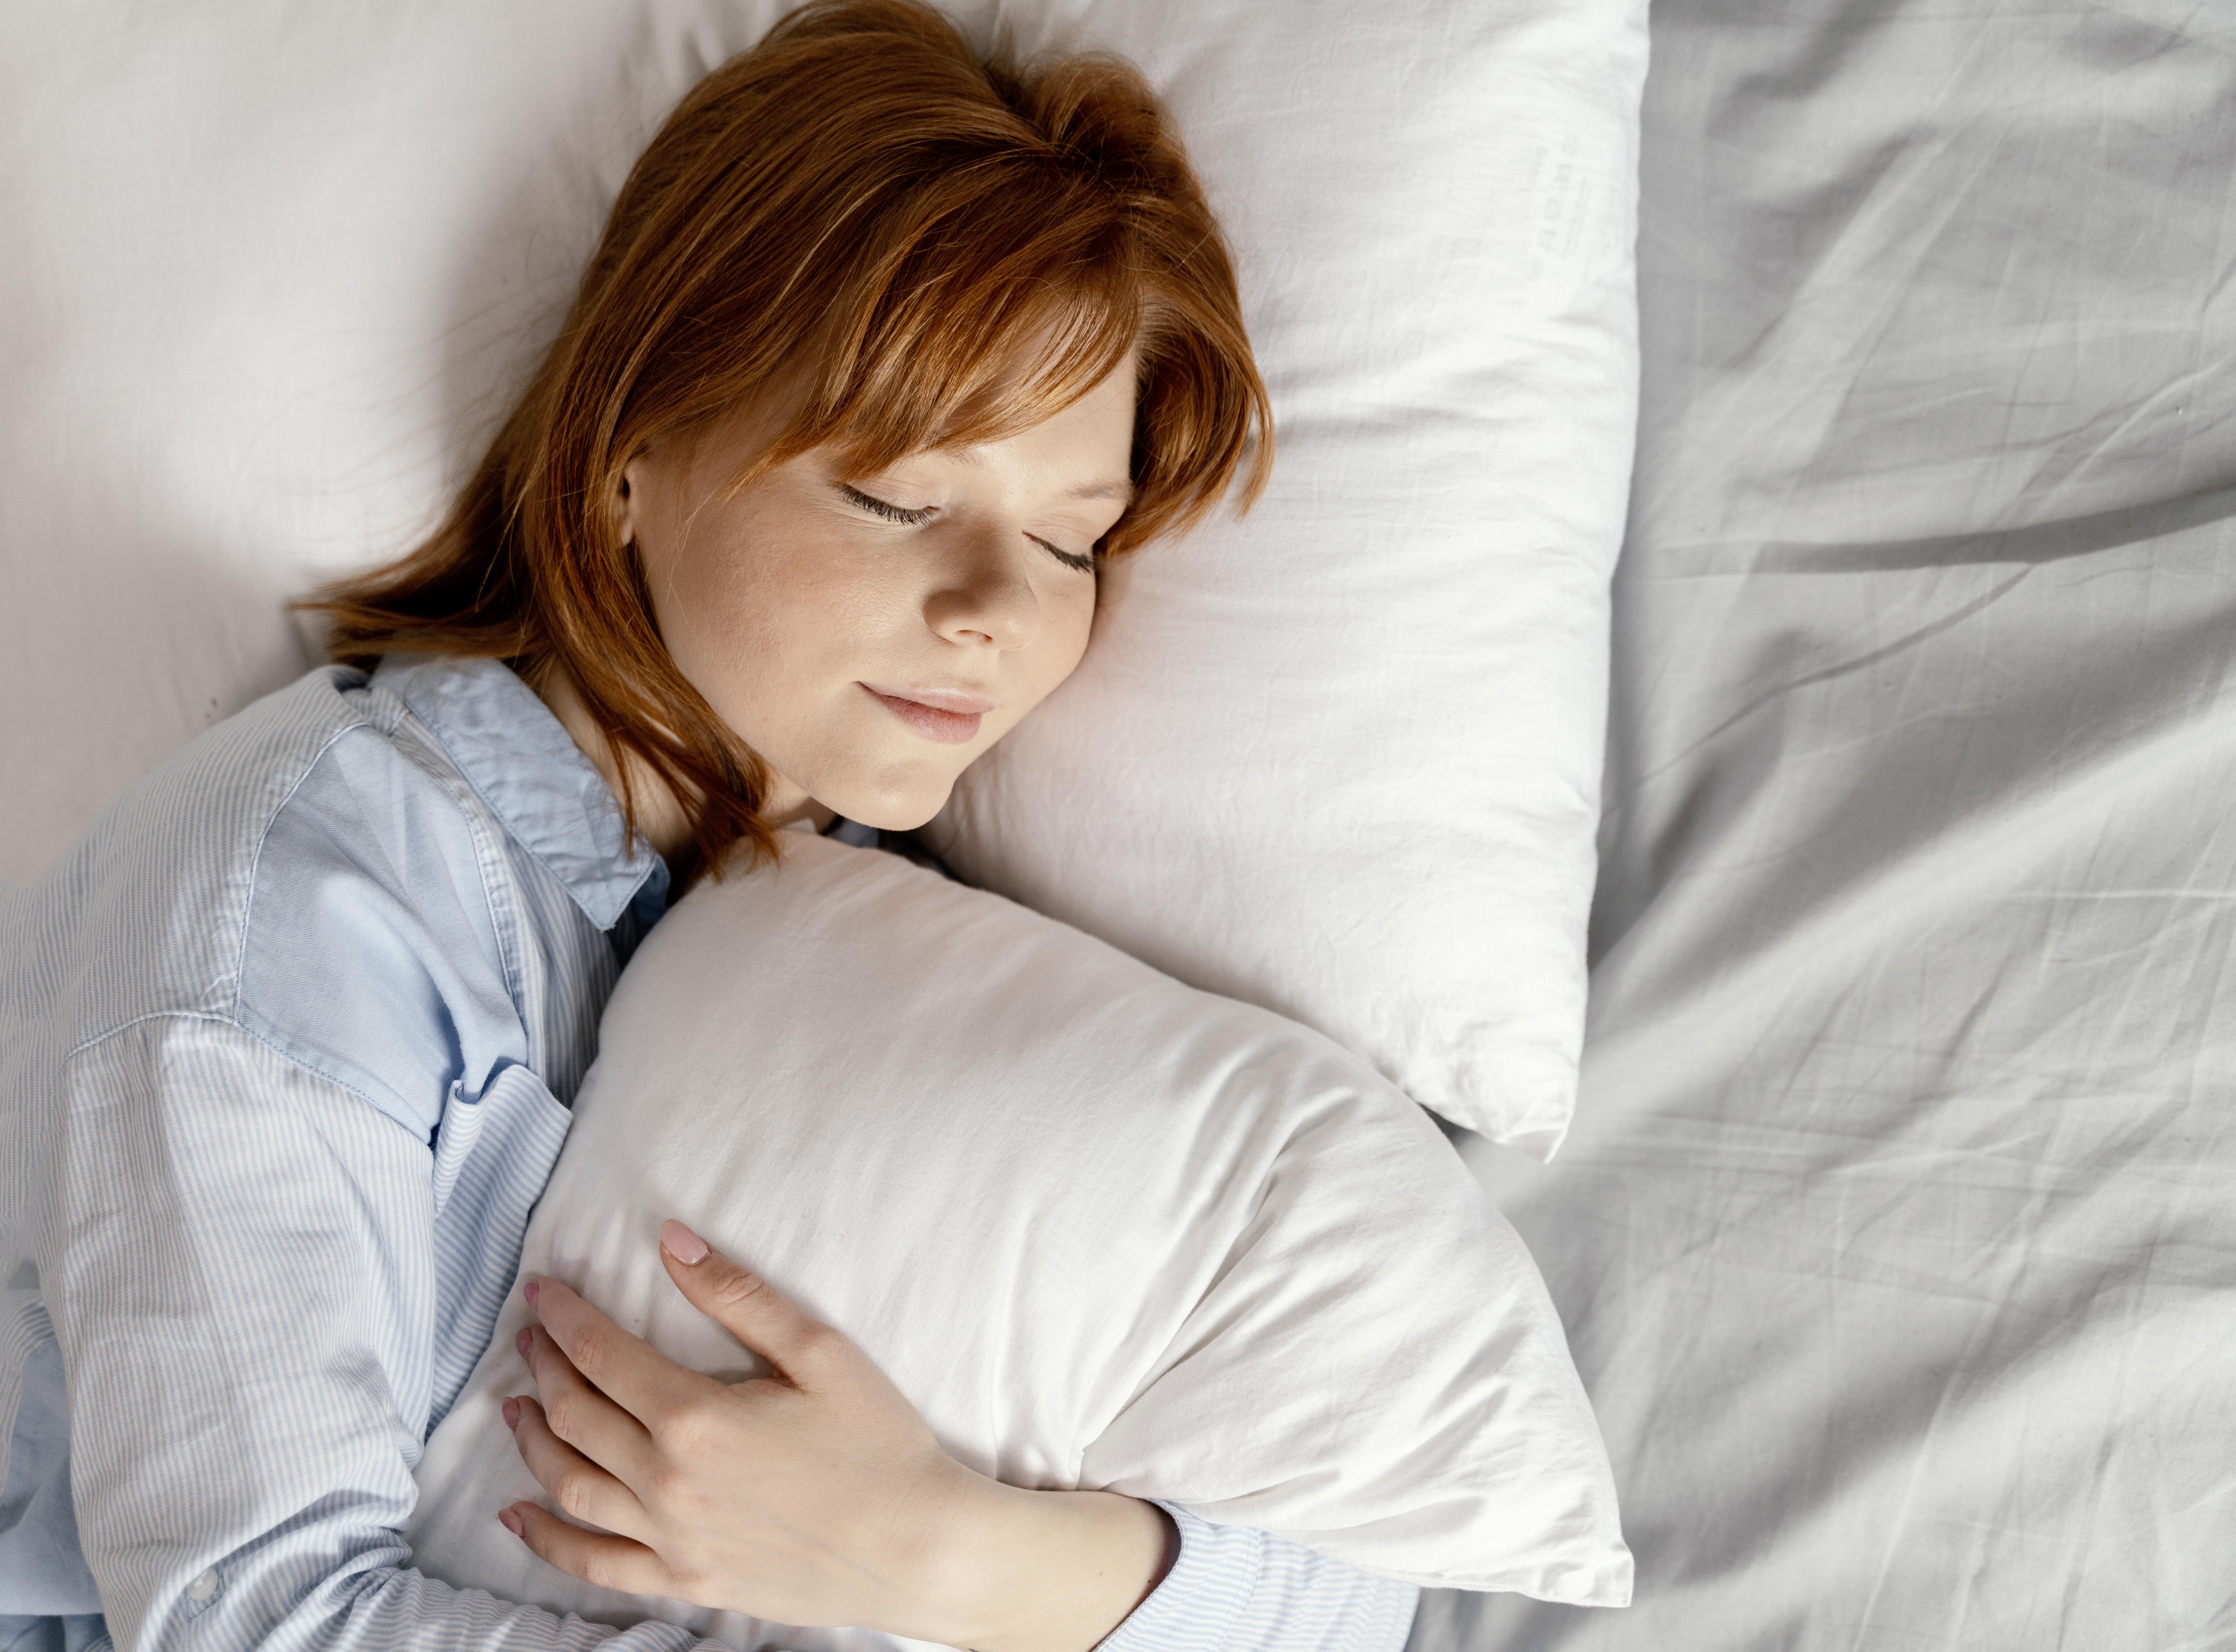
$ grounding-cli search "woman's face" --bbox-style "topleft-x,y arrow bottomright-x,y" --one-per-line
622,351 -> 1138,832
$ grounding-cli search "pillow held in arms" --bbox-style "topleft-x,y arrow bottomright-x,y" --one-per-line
407,836 -> 1631,1644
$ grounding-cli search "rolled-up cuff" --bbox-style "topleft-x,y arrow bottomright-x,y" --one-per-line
1094,1501 -> 1423,1652
1092,1500 -> 1262,1652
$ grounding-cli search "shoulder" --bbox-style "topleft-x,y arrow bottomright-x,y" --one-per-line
13,666 -> 390,1030
15,666 -> 522,1140
233,680 -> 528,1140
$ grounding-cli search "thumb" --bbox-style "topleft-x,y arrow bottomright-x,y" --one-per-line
658,1218 -> 828,1383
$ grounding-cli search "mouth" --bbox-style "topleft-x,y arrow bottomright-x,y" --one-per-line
860,683 -> 994,745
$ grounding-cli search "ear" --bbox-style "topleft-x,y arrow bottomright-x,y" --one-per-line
616,454 -> 645,545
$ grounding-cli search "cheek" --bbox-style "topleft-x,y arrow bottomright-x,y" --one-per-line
1050,584 -> 1100,676
645,505 -> 928,790
1010,582 -> 1099,712
655,535 -> 770,665
652,509 -> 858,685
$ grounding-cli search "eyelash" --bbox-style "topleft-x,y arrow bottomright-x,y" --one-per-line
841,483 -> 1098,575
840,483 -> 931,526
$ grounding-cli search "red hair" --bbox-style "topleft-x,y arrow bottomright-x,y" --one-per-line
301,0 -> 1271,884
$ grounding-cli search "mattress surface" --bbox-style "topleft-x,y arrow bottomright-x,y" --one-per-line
1412,2 -> 2236,1648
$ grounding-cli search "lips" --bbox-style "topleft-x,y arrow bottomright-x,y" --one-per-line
862,683 -> 993,745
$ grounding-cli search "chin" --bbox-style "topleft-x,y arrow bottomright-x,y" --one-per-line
820,771 -> 953,834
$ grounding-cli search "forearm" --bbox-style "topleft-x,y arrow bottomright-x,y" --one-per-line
49,1021 -> 720,1651
920,1475 -> 1176,1652
180,1554 -> 712,1652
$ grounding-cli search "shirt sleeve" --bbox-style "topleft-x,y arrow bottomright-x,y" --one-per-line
48,1014 -> 729,1652
1095,1501 -> 1420,1652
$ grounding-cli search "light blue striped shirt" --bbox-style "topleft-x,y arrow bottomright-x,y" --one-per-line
0,654 -> 1418,1651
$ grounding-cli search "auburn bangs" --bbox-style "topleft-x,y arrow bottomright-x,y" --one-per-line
304,0 -> 1270,881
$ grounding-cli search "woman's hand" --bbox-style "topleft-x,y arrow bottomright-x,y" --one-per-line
505,1221 -> 1176,1649
500,1219 -> 976,1639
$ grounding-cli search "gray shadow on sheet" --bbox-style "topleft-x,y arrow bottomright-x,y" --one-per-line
1687,480 -> 2236,576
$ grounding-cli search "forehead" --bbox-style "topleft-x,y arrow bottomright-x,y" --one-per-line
891,421 -> 1136,515
923,443 -> 1136,505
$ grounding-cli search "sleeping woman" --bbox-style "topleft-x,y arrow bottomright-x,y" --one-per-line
0,1 -> 1424,1648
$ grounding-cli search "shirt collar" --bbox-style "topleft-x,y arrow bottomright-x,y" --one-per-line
372,653 -> 668,932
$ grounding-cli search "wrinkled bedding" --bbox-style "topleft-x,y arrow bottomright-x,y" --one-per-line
1410,2 -> 2236,1648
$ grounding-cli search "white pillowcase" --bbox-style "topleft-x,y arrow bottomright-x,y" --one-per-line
406,838 -> 1631,1644
927,0 -> 1648,1153
5,0 -> 1644,1152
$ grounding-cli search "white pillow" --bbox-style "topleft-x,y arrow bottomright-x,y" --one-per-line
406,837 -> 1631,1644
4,0 -> 1644,1152
930,0 -> 1648,1155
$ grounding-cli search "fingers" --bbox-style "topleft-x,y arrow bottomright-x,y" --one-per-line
658,1219 -> 838,1387
501,1496 -> 677,1599
518,1317 -> 659,1487
505,1393 -> 651,1544
527,1275 -> 713,1437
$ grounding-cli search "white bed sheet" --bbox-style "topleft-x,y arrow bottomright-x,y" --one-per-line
1409,2 -> 2236,1648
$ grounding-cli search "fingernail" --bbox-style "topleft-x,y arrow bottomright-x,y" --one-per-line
660,1219 -> 709,1265
523,1278 -> 540,1307
516,1328 -> 532,1360
501,1397 -> 520,1430
499,1508 -> 524,1538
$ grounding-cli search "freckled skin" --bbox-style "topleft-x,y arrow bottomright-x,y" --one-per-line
621,354 -> 1138,834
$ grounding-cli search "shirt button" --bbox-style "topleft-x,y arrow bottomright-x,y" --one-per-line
187,1568 -> 219,1605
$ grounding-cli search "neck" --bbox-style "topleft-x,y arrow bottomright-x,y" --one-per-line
531,664 -> 831,861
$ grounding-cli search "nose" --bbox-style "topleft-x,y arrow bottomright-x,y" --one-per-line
922,524 -> 1042,651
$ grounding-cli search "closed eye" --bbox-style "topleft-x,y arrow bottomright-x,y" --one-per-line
839,483 -> 935,526
844,482 -> 1097,575
1030,534 -> 1098,574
